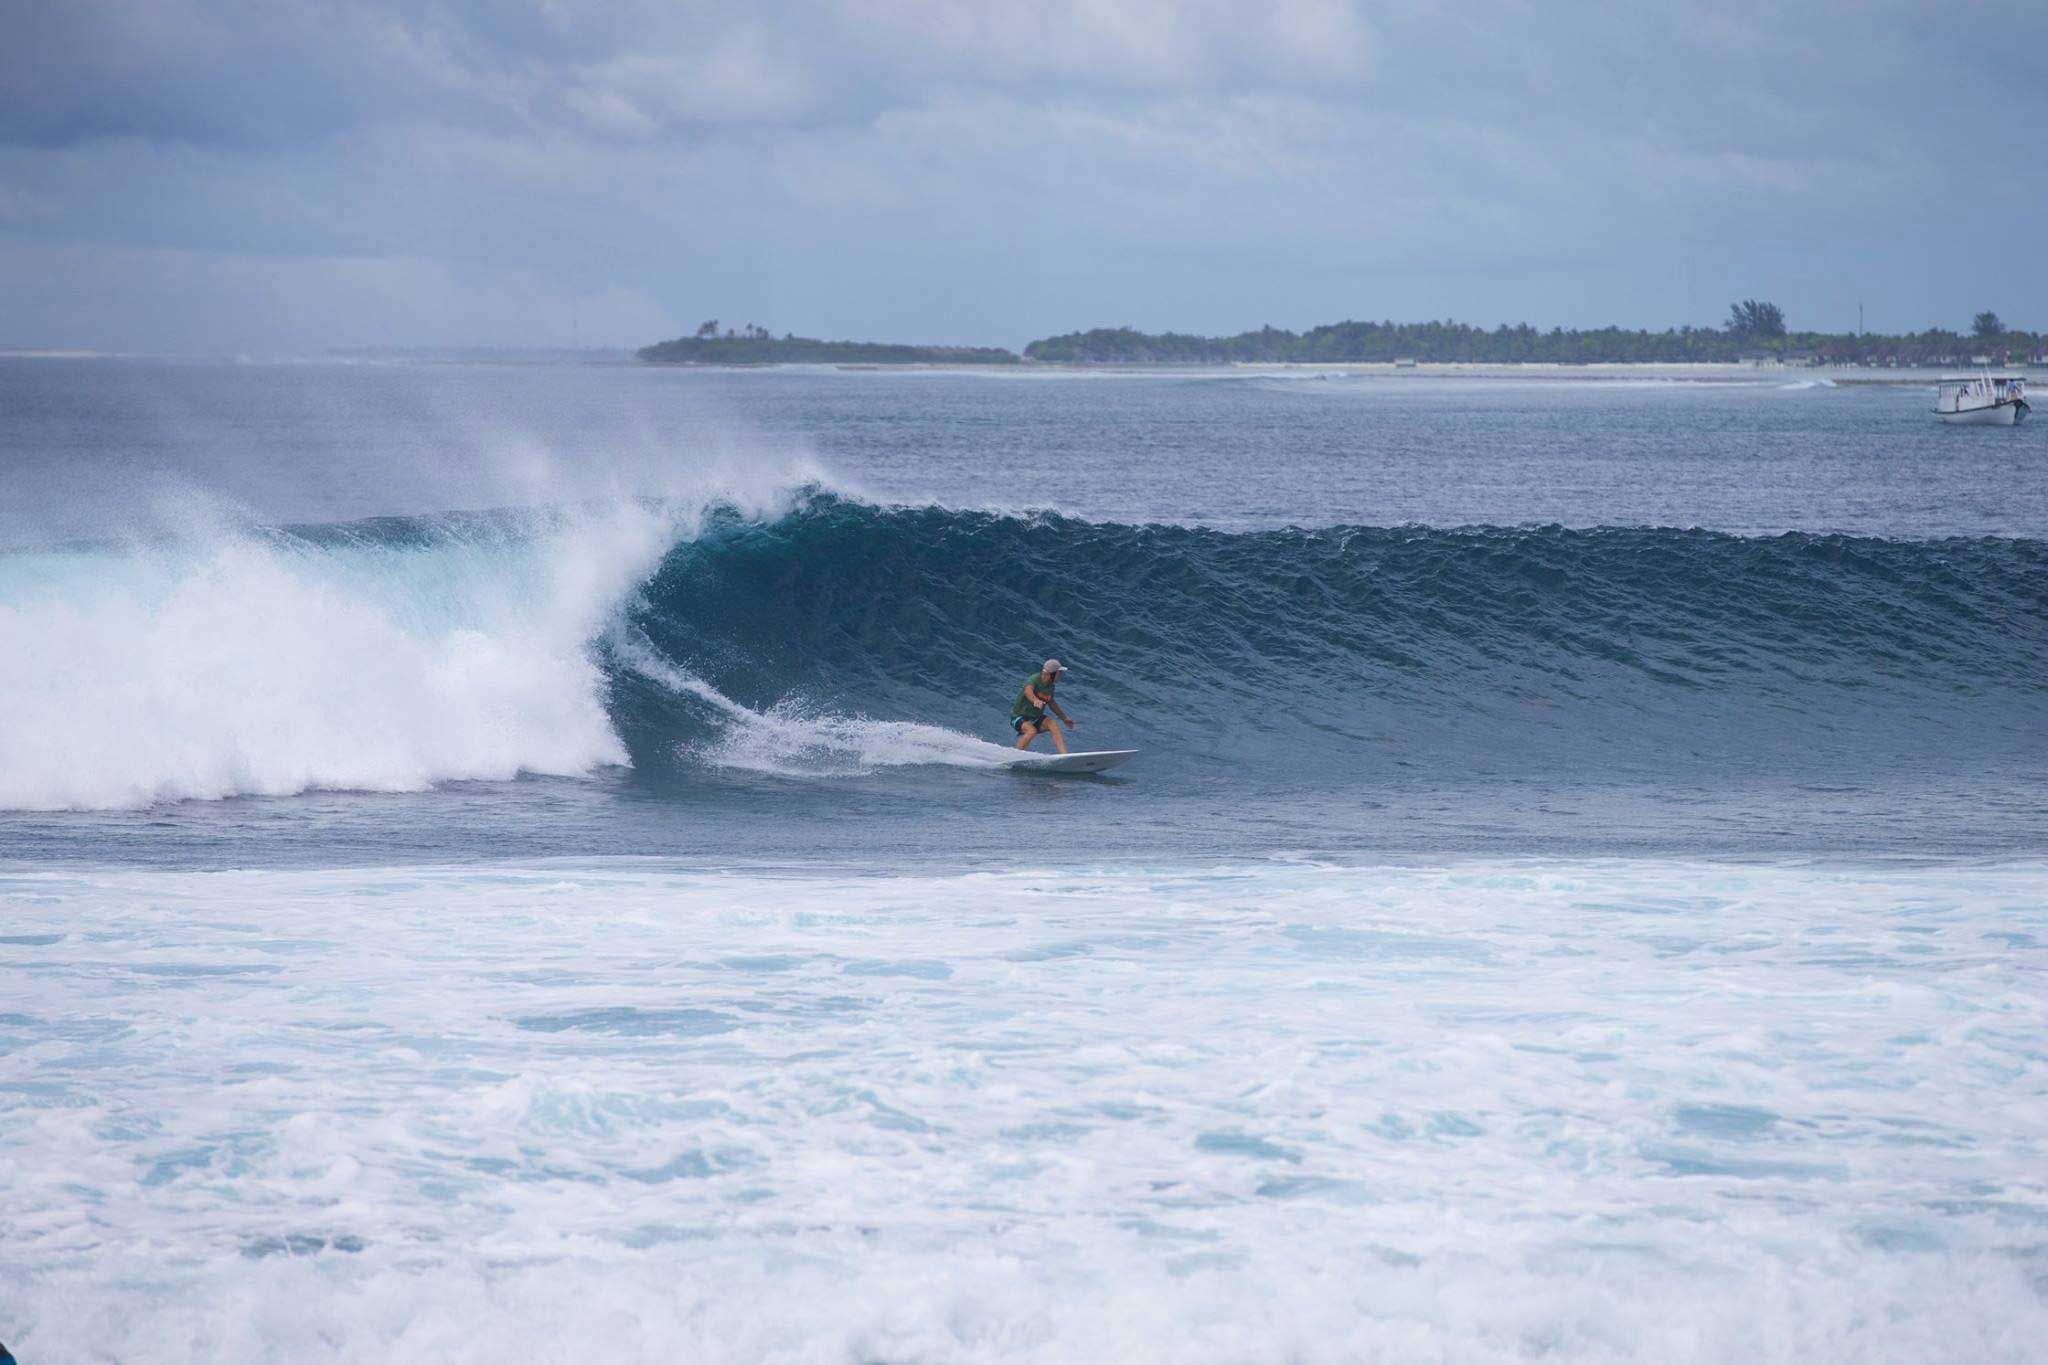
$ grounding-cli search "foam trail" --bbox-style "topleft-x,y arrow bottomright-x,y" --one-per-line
695,701 -> 1020,776
0,504 -> 678,810
610,630 -> 1016,776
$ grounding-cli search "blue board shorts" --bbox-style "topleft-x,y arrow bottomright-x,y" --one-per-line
1012,714 -> 1047,734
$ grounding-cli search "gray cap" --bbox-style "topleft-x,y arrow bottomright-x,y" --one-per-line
1043,658 -> 1065,674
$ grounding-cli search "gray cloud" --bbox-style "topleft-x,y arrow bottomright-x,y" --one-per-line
3,0 -> 1374,148
3,1 -> 2044,351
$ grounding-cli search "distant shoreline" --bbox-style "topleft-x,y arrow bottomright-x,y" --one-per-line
636,315 -> 2043,372
653,359 -> 2015,384
0,350 -> 2017,384
637,330 -> 1018,366
1018,317 -> 2044,368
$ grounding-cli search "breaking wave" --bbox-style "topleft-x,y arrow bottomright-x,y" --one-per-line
4,491 -> 2044,808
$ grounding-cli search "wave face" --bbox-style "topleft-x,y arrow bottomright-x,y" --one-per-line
616,496 -> 2048,783
5,493 -> 2045,809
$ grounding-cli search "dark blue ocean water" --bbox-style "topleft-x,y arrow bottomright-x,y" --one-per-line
2,358 -> 2044,865
8,358 -> 2048,1362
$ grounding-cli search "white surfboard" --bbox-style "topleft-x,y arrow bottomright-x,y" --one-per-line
1008,749 -> 1138,775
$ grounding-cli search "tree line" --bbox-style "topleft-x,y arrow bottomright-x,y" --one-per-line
638,306 -> 2040,368
639,320 -> 1018,365
1021,304 -> 2041,366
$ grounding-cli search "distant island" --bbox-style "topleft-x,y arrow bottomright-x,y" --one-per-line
639,321 -> 1017,366
639,305 -> 2042,369
1023,304 -> 2043,368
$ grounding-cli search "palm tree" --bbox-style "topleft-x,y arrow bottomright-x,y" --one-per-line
1727,300 -> 1787,338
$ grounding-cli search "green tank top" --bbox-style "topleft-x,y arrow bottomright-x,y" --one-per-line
1013,674 -> 1053,721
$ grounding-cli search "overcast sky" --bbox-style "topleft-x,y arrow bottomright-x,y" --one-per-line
3,1 -> 2044,353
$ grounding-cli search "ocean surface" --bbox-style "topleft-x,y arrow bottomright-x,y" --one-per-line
3,357 -> 2045,1360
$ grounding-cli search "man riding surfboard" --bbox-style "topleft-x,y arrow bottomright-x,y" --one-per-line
1012,659 -> 1075,753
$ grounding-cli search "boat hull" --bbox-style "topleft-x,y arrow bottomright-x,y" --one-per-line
1938,400 -> 2027,426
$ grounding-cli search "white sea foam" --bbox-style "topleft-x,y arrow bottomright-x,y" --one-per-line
707,705 -> 1019,775
0,515 -> 650,809
611,633 -> 1016,777
0,452 -> 834,810
4,858 -> 2045,1360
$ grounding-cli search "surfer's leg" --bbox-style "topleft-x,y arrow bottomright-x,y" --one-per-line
1014,720 -> 1038,750
1042,716 -> 1068,754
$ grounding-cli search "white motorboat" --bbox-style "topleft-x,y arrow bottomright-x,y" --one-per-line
1934,371 -> 2029,425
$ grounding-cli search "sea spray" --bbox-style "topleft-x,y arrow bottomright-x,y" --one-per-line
0,503 -> 672,810
606,627 -> 1012,777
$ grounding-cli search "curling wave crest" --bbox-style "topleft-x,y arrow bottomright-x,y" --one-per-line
0,504 -> 678,810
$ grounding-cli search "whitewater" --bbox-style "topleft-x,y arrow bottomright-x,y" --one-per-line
7,859 -> 2046,1360
3,357 -> 2046,1361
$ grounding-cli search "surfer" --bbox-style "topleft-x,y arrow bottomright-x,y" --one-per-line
1012,659 -> 1074,753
